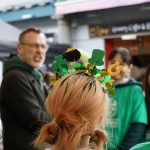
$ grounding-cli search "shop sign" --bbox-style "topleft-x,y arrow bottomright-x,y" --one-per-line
112,22 -> 150,34
89,21 -> 150,38
89,25 -> 110,38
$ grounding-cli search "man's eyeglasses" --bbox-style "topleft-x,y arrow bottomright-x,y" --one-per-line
21,43 -> 49,52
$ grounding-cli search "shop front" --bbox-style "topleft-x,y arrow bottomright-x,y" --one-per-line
89,20 -> 150,85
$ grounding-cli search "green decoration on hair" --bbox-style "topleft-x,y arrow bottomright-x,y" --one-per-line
72,62 -> 86,70
51,55 -> 68,71
88,49 -> 105,66
50,48 -> 123,96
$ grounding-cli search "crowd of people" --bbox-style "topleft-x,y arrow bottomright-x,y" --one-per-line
0,27 -> 150,150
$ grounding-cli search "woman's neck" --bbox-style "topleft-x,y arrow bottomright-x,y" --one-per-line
114,78 -> 129,86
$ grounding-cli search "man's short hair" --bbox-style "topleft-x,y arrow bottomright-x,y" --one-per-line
19,27 -> 43,43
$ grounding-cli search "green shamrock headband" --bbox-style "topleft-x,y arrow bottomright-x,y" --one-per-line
50,48 -> 123,95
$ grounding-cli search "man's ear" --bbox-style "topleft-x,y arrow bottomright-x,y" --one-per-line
17,44 -> 22,54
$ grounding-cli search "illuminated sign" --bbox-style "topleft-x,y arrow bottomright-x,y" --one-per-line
89,25 -> 109,38
89,21 -> 150,38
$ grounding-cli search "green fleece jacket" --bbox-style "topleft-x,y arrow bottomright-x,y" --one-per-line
3,53 -> 45,92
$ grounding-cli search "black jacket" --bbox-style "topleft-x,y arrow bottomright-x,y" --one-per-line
0,67 -> 50,150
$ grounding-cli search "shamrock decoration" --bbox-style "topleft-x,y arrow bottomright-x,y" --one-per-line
51,55 -> 68,71
88,49 -> 105,66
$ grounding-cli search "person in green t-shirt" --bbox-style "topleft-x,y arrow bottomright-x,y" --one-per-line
106,47 -> 148,150
144,65 -> 150,142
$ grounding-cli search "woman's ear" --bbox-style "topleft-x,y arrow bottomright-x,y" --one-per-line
128,64 -> 133,72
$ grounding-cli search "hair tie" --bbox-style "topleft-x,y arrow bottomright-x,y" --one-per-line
49,134 -> 54,138
91,130 -> 107,143
52,121 -> 60,129
48,121 -> 60,144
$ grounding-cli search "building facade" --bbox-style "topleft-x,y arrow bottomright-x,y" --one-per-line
0,0 -> 150,74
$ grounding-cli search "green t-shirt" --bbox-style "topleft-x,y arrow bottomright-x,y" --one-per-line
106,83 -> 147,149
130,142 -> 150,150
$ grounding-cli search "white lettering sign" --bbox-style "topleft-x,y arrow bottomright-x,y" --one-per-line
111,22 -> 150,33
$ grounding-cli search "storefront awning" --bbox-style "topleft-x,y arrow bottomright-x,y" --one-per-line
0,0 -> 50,12
55,0 -> 150,15
0,0 -> 55,22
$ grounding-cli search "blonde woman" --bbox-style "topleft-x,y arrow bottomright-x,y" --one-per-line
34,70 -> 109,150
